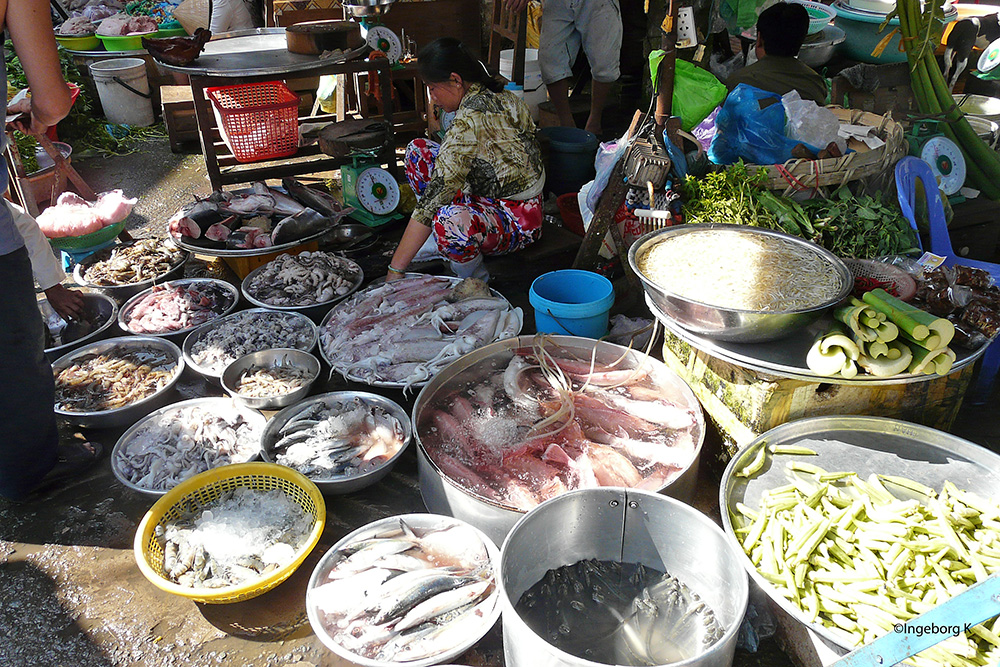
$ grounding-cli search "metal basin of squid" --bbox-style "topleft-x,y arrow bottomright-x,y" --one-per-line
412,335 -> 705,547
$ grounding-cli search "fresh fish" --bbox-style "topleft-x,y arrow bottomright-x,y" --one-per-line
387,605 -> 489,662
204,216 -> 237,242
310,568 -> 396,615
168,199 -> 224,239
124,282 -> 234,334
394,578 -> 492,631
282,177 -> 352,218
373,571 -> 474,624
158,486 -> 313,589
252,181 -> 305,216
271,208 -> 331,245
235,362 -> 314,398
219,193 -> 274,216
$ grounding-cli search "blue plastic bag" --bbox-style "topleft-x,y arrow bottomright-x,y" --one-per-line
709,84 -> 820,166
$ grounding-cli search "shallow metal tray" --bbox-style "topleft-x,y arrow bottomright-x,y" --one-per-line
318,275 -> 517,389
156,28 -> 369,78
42,292 -> 118,362
240,254 -> 363,318
52,335 -> 184,429
649,294 -> 986,384
118,278 -> 240,341
112,397 -> 265,497
719,416 -> 1000,655
260,391 -> 411,495
183,307 -> 319,381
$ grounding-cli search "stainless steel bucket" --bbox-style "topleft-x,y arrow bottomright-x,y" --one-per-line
499,488 -> 748,667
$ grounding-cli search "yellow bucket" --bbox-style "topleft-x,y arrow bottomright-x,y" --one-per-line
133,462 -> 326,604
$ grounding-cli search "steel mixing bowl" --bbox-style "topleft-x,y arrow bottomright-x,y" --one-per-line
628,224 -> 852,343
261,391 -> 411,494
52,335 -> 184,429
342,0 -> 394,18
239,254 -> 363,322
118,277 -> 239,342
798,25 -> 846,68
112,397 -> 266,497
73,239 -> 188,302
221,348 -> 321,410
42,291 -> 119,363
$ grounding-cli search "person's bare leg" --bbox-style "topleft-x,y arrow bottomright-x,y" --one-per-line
586,79 -> 612,135
547,78 -> 576,127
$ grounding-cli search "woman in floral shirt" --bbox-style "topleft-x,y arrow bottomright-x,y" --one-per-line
387,38 -> 545,282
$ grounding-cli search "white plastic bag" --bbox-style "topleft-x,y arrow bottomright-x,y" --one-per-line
586,129 -> 631,213
782,90 -> 845,153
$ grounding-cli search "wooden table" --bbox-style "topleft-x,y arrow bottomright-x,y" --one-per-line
161,29 -> 397,191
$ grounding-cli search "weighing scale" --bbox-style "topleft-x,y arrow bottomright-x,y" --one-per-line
343,0 -> 403,64
975,36 -> 1000,80
906,120 -> 967,197
341,154 -> 402,227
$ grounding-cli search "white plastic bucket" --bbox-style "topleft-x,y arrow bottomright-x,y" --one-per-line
89,58 -> 155,126
500,48 -> 546,120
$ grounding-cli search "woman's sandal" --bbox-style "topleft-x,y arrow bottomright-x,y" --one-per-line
32,440 -> 104,493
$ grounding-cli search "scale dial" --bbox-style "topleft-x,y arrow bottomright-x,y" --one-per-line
366,26 -> 402,63
356,167 -> 400,215
920,135 -> 966,196
979,37 -> 1000,75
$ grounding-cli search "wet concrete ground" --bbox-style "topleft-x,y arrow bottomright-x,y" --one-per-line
3,137 -> 999,666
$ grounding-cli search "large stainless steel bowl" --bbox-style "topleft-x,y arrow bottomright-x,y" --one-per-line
52,335 -> 184,429
221,348 -> 321,410
720,416 -> 1000,664
629,224 -> 852,343
306,513 -> 500,667
182,307 -> 319,383
118,277 -> 239,342
41,291 -> 118,363
73,239 -> 188,302
261,391 -> 411,494
798,25 -> 846,68
412,335 -> 705,547
111,397 -> 265,497
500,489 -> 748,667
239,255 -> 363,322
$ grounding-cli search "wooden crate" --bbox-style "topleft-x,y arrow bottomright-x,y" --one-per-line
660,327 -> 975,460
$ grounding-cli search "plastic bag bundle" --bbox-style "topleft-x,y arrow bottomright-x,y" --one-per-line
709,84 -> 820,165
781,91 -> 845,154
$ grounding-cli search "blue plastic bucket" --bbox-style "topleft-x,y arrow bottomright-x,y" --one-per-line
529,269 -> 615,338
539,127 -> 598,196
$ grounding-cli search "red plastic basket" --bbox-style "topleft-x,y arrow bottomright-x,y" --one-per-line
206,81 -> 300,163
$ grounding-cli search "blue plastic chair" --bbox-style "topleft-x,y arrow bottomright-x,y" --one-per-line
895,156 -> 1000,405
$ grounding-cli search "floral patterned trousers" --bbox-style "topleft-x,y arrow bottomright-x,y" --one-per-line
405,139 -> 543,264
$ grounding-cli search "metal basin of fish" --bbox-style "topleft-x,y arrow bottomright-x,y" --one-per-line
240,251 -> 363,322
118,277 -> 240,341
51,336 -> 184,429
111,397 -> 266,497
412,335 -> 705,548
73,238 -> 189,302
41,291 -> 118,363
306,513 -> 502,667
499,488 -> 748,667
182,307 -> 319,383
222,348 -> 321,410
261,391 -> 412,494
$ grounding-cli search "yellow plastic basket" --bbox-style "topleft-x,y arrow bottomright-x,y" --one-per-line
133,462 -> 326,604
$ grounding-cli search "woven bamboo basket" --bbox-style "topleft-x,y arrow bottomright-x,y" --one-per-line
749,107 -> 907,196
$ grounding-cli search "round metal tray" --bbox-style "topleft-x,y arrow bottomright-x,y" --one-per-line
42,291 -> 119,362
719,416 -> 1000,655
260,391 -> 411,494
155,28 -> 369,78
648,294 -> 986,385
112,397 -> 265,497
118,277 -> 240,340
319,275 -> 519,389
52,335 -> 184,429
171,225 -> 336,259
73,239 -> 189,302
240,254 -> 363,317
182,307 -> 319,381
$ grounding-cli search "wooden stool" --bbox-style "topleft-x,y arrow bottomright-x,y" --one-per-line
160,85 -> 198,153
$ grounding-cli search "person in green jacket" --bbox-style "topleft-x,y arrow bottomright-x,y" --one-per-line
726,2 -> 828,105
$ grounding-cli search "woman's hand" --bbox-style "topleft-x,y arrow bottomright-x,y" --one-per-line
387,217 -> 433,281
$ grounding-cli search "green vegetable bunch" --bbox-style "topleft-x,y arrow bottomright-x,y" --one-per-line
800,188 -> 922,259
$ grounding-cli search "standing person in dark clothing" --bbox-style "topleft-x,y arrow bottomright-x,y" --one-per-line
1,0 -> 102,501
726,2 -> 828,104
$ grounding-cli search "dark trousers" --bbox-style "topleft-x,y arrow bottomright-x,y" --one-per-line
0,246 -> 58,500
